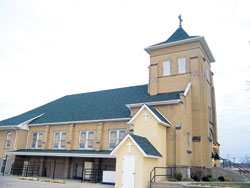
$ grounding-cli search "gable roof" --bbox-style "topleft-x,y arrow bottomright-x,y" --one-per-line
146,105 -> 171,125
110,133 -> 162,158
128,104 -> 171,127
0,85 -> 183,126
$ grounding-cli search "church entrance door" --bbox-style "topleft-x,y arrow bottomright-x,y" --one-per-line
122,155 -> 135,188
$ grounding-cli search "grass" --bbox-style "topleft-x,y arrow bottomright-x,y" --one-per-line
190,182 -> 250,188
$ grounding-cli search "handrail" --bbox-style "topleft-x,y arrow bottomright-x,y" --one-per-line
149,167 -> 173,188
220,157 -> 250,174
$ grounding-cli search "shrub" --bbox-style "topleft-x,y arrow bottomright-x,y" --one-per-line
182,178 -> 195,182
173,172 -> 182,181
218,176 -> 225,182
202,176 -> 209,181
168,178 -> 177,182
191,174 -> 200,181
207,174 -> 212,179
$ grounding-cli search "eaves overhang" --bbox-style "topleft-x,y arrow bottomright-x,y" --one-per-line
6,150 -> 115,158
28,118 -> 130,127
145,36 -> 215,63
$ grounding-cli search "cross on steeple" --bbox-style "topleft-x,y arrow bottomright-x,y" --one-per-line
178,15 -> 183,28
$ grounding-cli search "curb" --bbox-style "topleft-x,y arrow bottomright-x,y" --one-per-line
40,179 -> 65,184
19,177 -> 39,181
18,176 -> 65,184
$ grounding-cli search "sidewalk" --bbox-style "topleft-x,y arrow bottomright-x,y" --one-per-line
0,175 -> 114,188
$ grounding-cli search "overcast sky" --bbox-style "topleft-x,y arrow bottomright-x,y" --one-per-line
0,0 -> 250,162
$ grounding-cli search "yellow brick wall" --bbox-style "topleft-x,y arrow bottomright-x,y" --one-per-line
147,39 -> 218,168
26,121 -> 129,150
0,130 -> 16,159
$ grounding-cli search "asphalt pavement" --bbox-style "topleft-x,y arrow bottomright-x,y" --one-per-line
0,175 -> 115,188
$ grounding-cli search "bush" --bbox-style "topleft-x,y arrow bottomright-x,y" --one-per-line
182,178 -> 195,182
173,172 -> 182,181
207,174 -> 212,179
191,174 -> 200,181
202,176 -> 209,181
218,176 -> 225,182
168,178 -> 177,182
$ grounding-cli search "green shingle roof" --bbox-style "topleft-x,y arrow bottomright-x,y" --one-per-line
0,84 -> 183,126
151,27 -> 197,47
129,133 -> 162,157
9,149 -> 111,155
146,105 -> 171,125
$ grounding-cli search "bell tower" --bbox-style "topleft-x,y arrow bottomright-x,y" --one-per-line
144,17 -> 219,168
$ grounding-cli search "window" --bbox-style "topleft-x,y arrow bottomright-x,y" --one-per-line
178,58 -> 186,74
5,132 -> 12,148
79,131 -> 94,149
53,132 -> 67,149
208,105 -> 213,123
31,132 -> 43,149
163,60 -> 171,76
108,129 -> 126,150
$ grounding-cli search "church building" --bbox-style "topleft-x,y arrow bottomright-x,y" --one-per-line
0,18 -> 219,188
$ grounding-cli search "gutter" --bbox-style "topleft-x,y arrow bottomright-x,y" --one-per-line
145,36 -> 215,63
29,118 -> 131,127
126,99 -> 182,108
6,151 -> 115,159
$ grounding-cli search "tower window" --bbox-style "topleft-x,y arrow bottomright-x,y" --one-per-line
163,60 -> 171,76
208,105 -> 213,123
178,58 -> 186,74
207,69 -> 211,83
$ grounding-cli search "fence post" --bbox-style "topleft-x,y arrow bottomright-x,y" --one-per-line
154,167 -> 156,182
81,161 -> 84,183
52,158 -> 57,179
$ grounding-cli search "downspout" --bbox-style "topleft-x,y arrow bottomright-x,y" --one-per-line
13,129 -> 18,150
25,129 -> 29,149
11,126 -> 18,151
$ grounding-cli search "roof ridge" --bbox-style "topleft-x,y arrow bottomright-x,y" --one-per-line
66,84 -> 148,97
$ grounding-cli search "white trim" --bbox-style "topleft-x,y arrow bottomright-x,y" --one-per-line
110,134 -> 161,159
25,129 -> 29,149
145,36 -> 215,63
6,151 -> 115,158
127,104 -> 171,126
183,82 -> 192,97
126,100 -> 182,109
0,125 -> 19,130
17,114 -> 45,130
14,130 -> 18,150
28,118 -> 130,127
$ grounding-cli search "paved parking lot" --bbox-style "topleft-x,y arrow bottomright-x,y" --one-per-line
0,175 -> 114,188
